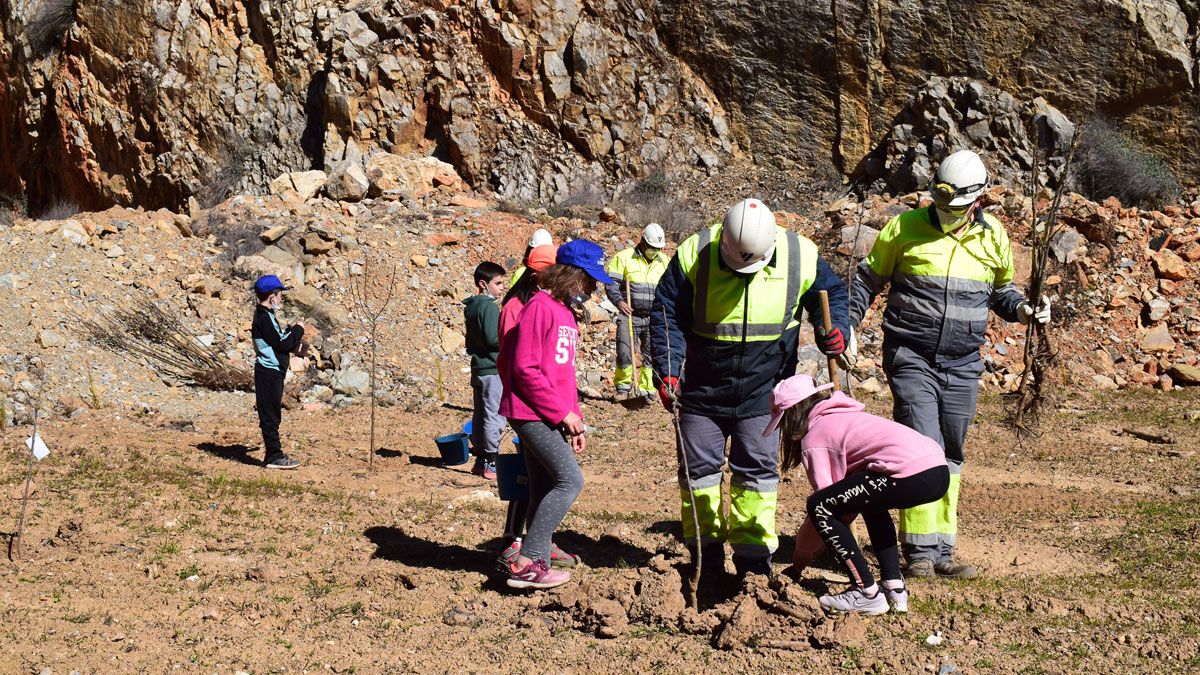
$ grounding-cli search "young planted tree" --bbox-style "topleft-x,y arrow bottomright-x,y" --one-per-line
348,258 -> 398,469
1009,132 -> 1080,439
10,362 -> 46,562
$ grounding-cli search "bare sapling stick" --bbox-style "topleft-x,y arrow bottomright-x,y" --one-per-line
11,365 -> 46,561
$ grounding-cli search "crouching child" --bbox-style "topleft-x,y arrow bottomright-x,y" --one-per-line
769,375 -> 949,614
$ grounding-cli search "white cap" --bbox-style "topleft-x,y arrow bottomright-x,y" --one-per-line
642,223 -> 666,249
719,199 -> 777,274
528,228 -> 553,248
931,150 -> 989,209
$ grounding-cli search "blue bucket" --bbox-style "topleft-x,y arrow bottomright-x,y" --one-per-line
462,419 -> 473,436
496,451 -> 529,502
435,432 -> 471,466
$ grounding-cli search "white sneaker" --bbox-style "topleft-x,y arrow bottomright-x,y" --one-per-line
819,586 -> 890,616
883,585 -> 908,613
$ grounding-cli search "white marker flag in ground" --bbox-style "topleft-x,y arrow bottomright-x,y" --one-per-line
25,433 -> 49,461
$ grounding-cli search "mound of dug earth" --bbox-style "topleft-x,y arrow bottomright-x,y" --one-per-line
538,553 -> 869,653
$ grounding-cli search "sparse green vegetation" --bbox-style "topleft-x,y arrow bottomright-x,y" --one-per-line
1074,118 -> 1181,208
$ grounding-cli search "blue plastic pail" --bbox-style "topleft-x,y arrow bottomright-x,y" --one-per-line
435,432 -> 471,466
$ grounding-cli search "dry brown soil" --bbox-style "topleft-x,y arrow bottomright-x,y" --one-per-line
1,388 -> 1198,674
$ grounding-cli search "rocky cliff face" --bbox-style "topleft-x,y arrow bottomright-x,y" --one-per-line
0,0 -> 735,212
656,0 -> 1199,177
1,0 -> 1197,213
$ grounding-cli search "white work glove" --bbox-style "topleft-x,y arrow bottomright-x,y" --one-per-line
835,328 -> 858,370
1017,295 -> 1052,325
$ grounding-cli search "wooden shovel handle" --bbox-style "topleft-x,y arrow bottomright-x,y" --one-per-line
819,290 -> 840,391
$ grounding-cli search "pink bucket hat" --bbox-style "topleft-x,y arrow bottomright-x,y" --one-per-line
762,374 -> 834,437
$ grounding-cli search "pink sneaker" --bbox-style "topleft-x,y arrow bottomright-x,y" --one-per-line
497,539 -> 522,570
507,558 -> 571,590
550,543 -> 581,569
470,455 -> 497,480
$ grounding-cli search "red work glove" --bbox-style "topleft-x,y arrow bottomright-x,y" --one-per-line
658,376 -> 680,411
814,326 -> 845,356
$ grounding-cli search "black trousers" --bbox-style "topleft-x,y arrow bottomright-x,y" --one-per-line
255,366 -> 285,460
806,466 -> 950,589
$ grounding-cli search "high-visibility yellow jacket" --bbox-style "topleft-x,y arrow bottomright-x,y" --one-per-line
604,246 -> 669,315
651,223 -> 850,418
507,265 -> 527,290
849,206 -> 1024,365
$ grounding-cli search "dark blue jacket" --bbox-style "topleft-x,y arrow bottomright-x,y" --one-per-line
650,250 -> 849,419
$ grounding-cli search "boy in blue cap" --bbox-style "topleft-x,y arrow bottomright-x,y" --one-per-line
252,275 -> 306,469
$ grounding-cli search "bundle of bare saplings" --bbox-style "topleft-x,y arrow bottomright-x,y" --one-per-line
83,296 -> 253,391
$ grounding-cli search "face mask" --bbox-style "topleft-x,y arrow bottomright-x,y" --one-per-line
642,246 -> 659,260
570,293 -> 589,308
935,206 -> 972,233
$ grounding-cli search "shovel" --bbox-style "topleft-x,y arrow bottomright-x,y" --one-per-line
820,290 -> 865,544
619,278 -> 650,410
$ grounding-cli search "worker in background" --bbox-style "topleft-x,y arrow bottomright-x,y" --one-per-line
509,228 -> 554,290
605,223 -> 669,398
651,199 -> 851,579
848,149 -> 1052,580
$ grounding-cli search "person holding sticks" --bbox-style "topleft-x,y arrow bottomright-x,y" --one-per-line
848,149 -> 1051,579
650,198 -> 851,580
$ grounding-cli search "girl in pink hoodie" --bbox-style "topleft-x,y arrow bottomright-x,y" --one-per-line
766,374 -> 949,615
497,239 -> 612,590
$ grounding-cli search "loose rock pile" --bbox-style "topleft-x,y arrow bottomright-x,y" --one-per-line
854,76 -> 1075,196
2,145 -> 1198,427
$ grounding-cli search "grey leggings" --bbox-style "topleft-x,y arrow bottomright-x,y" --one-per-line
510,419 -> 584,562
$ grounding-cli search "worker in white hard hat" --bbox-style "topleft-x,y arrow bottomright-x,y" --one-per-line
849,149 -> 1052,580
509,228 -> 555,289
604,223 -> 669,398
650,199 -> 851,579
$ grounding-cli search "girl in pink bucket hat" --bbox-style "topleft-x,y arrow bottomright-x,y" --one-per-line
766,374 -> 949,615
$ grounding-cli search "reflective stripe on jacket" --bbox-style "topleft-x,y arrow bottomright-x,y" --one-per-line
604,246 -> 668,315
680,224 -> 816,341
651,223 -> 850,419
849,207 -> 1024,365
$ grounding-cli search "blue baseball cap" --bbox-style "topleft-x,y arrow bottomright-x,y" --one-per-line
253,275 -> 289,294
556,239 -> 613,284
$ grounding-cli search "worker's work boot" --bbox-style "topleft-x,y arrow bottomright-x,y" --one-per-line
684,543 -> 727,581
905,558 -> 936,578
934,560 -> 979,579
732,554 -> 773,579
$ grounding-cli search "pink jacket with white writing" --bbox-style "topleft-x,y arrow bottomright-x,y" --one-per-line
498,291 -> 581,425
792,392 -> 946,562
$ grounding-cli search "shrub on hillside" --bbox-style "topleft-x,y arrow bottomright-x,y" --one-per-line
206,213 -> 264,268
1074,118 -> 1181,208
621,171 -> 702,235
0,193 -> 27,228
26,0 -> 77,56
35,199 -> 79,220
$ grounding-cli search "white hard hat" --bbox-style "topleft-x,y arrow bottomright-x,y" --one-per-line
720,199 -> 777,274
642,223 -> 666,249
528,228 -> 553,248
930,150 -> 989,209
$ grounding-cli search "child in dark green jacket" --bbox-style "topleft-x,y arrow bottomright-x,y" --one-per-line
463,262 -> 506,479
